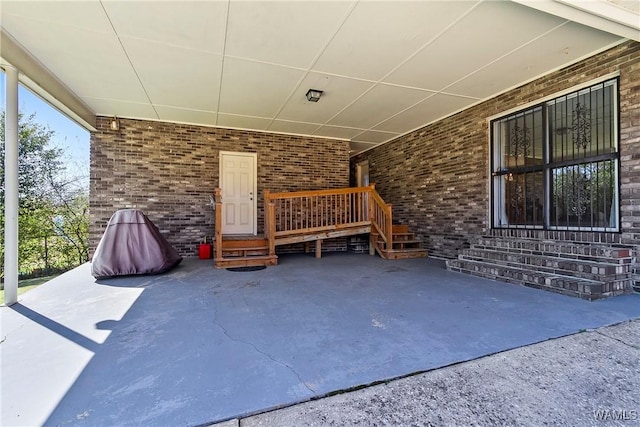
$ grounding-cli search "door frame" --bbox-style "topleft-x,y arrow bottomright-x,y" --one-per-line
356,160 -> 369,187
219,151 -> 258,235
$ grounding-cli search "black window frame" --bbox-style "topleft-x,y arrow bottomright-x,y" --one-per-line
490,77 -> 620,232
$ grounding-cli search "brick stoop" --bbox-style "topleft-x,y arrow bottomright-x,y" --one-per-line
632,262 -> 640,293
446,236 -> 634,300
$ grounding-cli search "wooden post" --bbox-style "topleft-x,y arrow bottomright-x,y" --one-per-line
264,189 -> 270,241
368,184 -> 376,255
315,239 -> 322,258
265,190 -> 276,257
385,204 -> 393,251
369,234 -> 376,256
214,188 -> 223,264
367,183 -> 375,221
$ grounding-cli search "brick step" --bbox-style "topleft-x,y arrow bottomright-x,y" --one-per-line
459,248 -> 631,278
472,236 -> 632,261
447,258 -> 609,300
461,258 -> 628,283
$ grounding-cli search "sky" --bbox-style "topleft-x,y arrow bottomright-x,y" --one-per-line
0,71 -> 90,188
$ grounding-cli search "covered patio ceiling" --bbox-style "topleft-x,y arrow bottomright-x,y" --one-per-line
0,0 -> 638,156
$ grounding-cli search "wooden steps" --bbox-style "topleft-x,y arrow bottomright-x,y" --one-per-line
214,254 -> 277,269
213,186 -> 429,268
372,224 -> 428,260
214,237 -> 278,269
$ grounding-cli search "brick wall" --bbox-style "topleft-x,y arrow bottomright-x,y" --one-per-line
352,40 -> 640,259
90,119 -> 349,256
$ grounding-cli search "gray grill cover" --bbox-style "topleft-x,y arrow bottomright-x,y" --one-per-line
91,209 -> 182,278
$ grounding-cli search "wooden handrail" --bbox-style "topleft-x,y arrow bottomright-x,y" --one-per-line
369,185 -> 393,248
266,186 -> 371,200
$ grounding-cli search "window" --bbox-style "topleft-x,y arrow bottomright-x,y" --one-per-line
491,78 -> 619,231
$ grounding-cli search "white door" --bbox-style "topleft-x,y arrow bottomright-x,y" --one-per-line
220,151 -> 257,235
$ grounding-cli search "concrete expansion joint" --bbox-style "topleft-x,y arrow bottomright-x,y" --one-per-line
210,312 -> 317,396
593,324 -> 640,351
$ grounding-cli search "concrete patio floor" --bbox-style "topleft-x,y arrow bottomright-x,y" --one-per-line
1,253 -> 639,426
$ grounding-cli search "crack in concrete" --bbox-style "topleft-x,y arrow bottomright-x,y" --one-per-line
210,306 -> 317,396
593,329 -> 640,351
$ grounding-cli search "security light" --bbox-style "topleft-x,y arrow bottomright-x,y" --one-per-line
306,89 -> 323,102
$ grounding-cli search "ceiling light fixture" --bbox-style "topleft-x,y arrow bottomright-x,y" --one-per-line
306,89 -> 323,102
109,117 -> 120,131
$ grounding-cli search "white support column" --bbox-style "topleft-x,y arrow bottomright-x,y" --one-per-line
4,65 -> 19,305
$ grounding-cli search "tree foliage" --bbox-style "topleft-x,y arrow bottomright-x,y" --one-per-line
1,111 -> 89,278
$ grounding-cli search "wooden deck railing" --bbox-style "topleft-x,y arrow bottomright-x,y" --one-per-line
214,184 -> 393,260
264,184 -> 393,254
264,186 -> 372,238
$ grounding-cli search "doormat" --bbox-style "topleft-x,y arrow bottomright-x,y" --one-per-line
226,266 -> 267,272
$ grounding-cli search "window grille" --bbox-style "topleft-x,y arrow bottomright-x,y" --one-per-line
491,78 -> 619,231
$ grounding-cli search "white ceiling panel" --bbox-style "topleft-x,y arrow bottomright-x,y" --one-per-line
2,15 -> 147,103
445,22 -> 622,99
314,126 -> 366,140
277,73 -> 374,123
313,1 -> 477,81
155,106 -> 217,127
1,0 -> 113,34
352,130 -> 399,144
225,1 -> 355,68
217,114 -> 272,131
103,1 -> 227,54
374,93 -> 477,133
218,58 -> 305,118
384,1 -> 567,91
268,120 -> 322,136
0,0 -> 630,156
121,38 -> 222,111
328,84 -> 433,129
83,98 -> 159,120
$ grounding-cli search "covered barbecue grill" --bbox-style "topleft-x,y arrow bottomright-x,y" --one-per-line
91,209 -> 182,278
